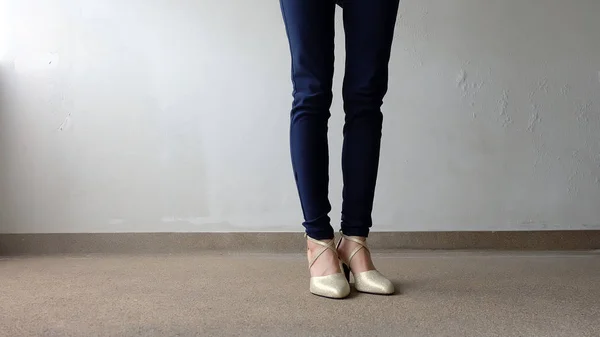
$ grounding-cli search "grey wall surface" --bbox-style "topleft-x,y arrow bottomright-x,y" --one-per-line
0,0 -> 599,233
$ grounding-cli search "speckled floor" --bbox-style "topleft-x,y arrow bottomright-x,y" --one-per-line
1,251 -> 599,337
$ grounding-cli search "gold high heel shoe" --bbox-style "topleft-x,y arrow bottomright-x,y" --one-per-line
337,231 -> 394,295
305,234 -> 351,299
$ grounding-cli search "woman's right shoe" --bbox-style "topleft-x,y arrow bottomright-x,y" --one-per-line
305,234 -> 351,299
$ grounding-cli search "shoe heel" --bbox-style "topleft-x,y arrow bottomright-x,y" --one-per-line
342,263 -> 350,282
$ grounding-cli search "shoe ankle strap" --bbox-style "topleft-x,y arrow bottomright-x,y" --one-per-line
338,231 -> 369,265
305,234 -> 338,269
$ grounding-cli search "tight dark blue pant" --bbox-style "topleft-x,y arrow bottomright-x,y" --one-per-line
280,0 -> 400,240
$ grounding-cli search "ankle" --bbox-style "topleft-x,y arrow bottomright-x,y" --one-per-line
306,238 -> 341,277
307,238 -> 333,253
337,236 -> 366,255
337,236 -> 375,273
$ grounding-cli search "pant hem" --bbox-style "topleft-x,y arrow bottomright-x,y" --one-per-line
340,227 -> 370,238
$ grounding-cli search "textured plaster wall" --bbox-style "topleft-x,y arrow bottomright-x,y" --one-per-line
0,0 -> 599,233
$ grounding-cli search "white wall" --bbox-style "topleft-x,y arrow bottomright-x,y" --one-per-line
0,0 -> 599,234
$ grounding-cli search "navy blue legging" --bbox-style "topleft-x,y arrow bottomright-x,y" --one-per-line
280,0 -> 400,240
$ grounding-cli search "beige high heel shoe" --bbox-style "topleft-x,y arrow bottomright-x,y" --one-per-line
337,231 -> 394,295
305,234 -> 351,299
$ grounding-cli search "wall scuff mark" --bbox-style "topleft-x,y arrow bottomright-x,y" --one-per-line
58,112 -> 72,131
527,112 -> 541,132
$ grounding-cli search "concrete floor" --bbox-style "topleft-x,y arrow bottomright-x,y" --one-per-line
1,251 -> 599,337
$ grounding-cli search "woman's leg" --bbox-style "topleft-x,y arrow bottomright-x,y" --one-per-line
281,0 -> 350,298
340,0 -> 400,238
335,1 -> 399,295
280,0 -> 336,240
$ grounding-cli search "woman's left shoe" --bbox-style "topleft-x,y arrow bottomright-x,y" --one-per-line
336,231 -> 395,295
